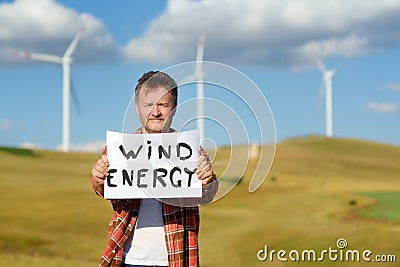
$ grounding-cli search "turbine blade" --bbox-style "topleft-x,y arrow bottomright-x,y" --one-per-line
315,58 -> 326,73
196,32 -> 205,62
178,73 -> 198,85
195,33 -> 205,75
70,77 -> 82,115
179,34 -> 206,85
318,77 -> 325,109
64,26 -> 85,59
13,50 -> 62,64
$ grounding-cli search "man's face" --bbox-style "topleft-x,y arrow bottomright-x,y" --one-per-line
136,86 -> 176,133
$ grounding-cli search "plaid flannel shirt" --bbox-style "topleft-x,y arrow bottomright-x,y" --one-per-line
91,142 -> 218,267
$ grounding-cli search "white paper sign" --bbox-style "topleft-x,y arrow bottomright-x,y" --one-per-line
104,130 -> 201,199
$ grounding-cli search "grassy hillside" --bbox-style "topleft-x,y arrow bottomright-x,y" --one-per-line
0,137 -> 399,266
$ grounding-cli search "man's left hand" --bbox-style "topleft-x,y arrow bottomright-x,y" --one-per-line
196,147 -> 215,186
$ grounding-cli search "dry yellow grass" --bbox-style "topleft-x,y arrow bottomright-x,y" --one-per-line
0,137 -> 399,266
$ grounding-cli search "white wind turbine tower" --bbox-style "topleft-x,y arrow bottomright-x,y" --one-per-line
195,33 -> 205,142
15,26 -> 85,152
316,59 -> 336,138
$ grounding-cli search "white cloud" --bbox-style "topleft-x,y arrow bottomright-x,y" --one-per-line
124,0 -> 400,69
366,102 -> 400,113
0,119 -> 12,131
19,141 -> 43,150
2,0 -> 400,69
0,0 -> 120,65
384,83 -> 400,91
17,140 -> 104,152
0,119 -> 23,131
55,141 -> 105,153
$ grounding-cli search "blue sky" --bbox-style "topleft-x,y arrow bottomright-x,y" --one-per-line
1,0 -> 399,151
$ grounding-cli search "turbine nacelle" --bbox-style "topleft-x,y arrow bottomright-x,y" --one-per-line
62,57 -> 73,65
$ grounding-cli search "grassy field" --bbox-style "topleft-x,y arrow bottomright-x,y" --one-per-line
0,137 -> 399,266
355,192 -> 400,222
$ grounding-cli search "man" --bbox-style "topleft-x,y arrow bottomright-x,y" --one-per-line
91,71 -> 218,267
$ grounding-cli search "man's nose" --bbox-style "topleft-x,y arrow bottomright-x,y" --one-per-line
150,105 -> 161,116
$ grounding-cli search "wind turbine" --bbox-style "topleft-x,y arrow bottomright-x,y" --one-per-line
15,26 -> 85,152
316,59 -> 336,138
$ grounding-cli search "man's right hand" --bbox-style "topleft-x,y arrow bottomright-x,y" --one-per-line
91,154 -> 109,197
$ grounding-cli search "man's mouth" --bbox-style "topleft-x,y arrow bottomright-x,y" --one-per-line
148,119 -> 164,123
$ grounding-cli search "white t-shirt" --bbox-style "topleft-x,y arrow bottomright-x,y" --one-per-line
123,198 -> 168,266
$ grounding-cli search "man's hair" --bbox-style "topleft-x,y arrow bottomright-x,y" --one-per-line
135,71 -> 178,107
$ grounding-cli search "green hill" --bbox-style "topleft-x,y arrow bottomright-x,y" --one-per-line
1,137 -> 399,266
